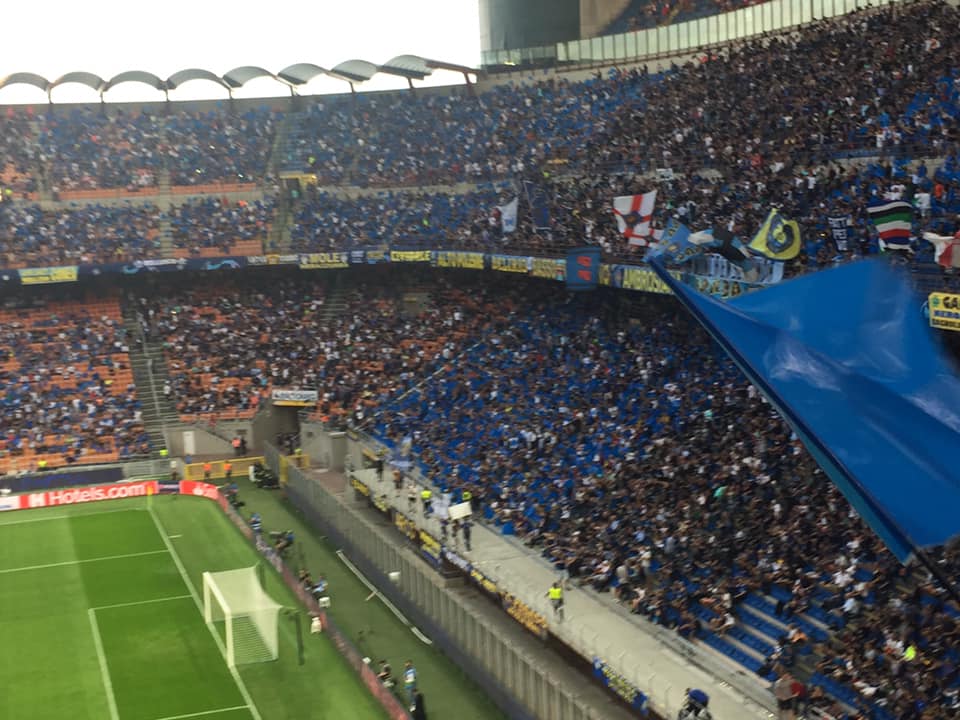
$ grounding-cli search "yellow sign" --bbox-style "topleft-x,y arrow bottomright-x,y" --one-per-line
621,267 -> 674,295
19,266 -> 78,285
502,592 -> 549,639
929,292 -> 960,332
530,258 -> 565,280
351,475 -> 371,497
435,251 -> 484,269
419,529 -> 441,564
491,255 -> 529,273
470,568 -> 498,595
391,250 -> 432,263
298,252 -> 349,269
394,511 -> 419,541
598,263 -> 612,286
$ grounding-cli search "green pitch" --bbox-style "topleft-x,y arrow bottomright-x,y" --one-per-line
0,496 -> 388,720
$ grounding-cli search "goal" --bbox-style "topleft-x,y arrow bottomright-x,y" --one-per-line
203,566 -> 283,667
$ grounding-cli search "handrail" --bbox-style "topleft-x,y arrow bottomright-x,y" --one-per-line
341,430 -> 779,716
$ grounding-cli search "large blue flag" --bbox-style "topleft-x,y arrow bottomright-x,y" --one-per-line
651,259 -> 960,562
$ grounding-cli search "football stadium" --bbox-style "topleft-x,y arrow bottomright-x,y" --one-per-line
1,1 -> 960,719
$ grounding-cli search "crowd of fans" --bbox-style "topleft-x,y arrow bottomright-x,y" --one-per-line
164,109 -> 275,187
0,111 -> 39,199
0,202 -> 162,267
608,0 -> 767,33
0,2 -> 953,277
169,197 -> 273,255
279,3 -> 958,189
132,274 -> 488,422
288,185 -> 506,252
0,296 -> 149,471
0,5 -> 957,716
26,107 -> 276,191
367,282 -> 960,720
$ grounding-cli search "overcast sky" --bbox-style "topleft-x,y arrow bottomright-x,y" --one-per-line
0,0 -> 481,104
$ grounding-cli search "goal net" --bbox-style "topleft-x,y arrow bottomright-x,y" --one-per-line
203,566 -> 283,667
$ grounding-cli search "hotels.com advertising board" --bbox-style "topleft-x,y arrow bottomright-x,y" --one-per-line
0,480 -> 224,510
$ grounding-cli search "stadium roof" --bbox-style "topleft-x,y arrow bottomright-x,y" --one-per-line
0,55 -> 476,101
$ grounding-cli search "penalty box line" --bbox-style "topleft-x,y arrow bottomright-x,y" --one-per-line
0,549 -> 168,575
149,706 -> 252,720
92,594 -> 193,612
147,505 -> 263,720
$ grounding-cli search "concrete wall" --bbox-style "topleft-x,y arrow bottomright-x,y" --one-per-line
299,423 -> 348,471
280,463 -> 621,720
165,426 -> 235,458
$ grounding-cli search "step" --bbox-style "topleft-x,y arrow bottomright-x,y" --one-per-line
737,603 -> 790,642
697,629 -> 769,678
746,593 -> 830,643
727,624 -> 775,658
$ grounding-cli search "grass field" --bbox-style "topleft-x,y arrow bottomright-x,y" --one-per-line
0,496 -> 388,720
234,477 -> 507,720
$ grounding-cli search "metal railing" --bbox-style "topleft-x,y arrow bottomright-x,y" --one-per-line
341,431 -> 778,718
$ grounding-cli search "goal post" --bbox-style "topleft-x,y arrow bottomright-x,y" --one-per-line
203,566 -> 283,667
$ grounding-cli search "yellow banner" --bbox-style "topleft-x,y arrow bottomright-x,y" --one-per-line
435,251 -> 484,269
298,252 -> 349,269
19,266 -> 78,285
621,266 -> 674,295
502,592 -> 549,638
470,567 -> 498,595
351,475 -> 371,497
419,529 -> 442,564
491,255 -> 529,273
929,292 -> 960,332
530,258 -> 565,280
391,250 -> 432,263
394,511 -> 419,541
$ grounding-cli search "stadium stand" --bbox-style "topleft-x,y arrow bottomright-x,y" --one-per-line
165,108 -> 276,188
604,0 -> 766,33
26,106 -> 275,194
0,295 -> 148,472
168,197 -> 273,257
0,202 -> 162,267
0,2 -> 957,716
366,281 -> 960,720
138,276 -> 486,426
0,111 -> 39,201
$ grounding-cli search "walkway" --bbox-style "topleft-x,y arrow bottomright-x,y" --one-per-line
348,467 -> 776,720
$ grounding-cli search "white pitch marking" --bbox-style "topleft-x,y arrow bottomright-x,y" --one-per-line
88,608 -> 121,720
0,549 -> 168,575
92,594 -> 193,611
149,706 -> 251,720
148,506 -> 263,720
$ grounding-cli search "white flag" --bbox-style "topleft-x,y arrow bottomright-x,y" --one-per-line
612,191 -> 657,246
498,197 -> 519,234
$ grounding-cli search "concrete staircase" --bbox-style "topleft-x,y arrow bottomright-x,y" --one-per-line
321,280 -> 349,321
123,310 -> 179,457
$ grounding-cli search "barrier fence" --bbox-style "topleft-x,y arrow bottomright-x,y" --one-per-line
277,458 -> 606,720
339,433 -> 779,719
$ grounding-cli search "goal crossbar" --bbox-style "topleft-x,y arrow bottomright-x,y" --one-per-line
203,566 -> 283,667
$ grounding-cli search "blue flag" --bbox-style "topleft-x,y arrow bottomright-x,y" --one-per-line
650,259 -> 960,563
646,220 -> 696,264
